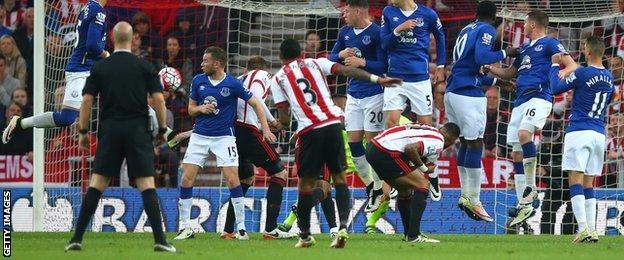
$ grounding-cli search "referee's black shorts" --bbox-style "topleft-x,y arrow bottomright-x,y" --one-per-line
295,123 -> 346,179
235,123 -> 283,180
93,117 -> 155,178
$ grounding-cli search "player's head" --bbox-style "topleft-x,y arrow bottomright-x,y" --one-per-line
389,0 -> 414,6
439,123 -> 460,148
112,21 -> 133,48
98,0 -> 108,6
246,56 -> 268,71
279,38 -> 302,62
476,0 -> 497,23
343,0 -> 369,27
584,36 -> 606,61
305,31 -> 321,52
524,10 -> 548,37
202,46 -> 227,76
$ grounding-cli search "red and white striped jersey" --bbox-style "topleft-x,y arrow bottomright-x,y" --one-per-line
504,21 -> 530,48
236,69 -> 274,129
372,124 -> 445,162
270,58 -> 343,134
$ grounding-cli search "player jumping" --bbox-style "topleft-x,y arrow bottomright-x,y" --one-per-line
328,0 -> 390,229
174,47 -> 276,240
3,0 -> 110,143
271,39 -> 401,248
484,10 -> 577,227
445,0 -> 517,221
549,37 -> 613,243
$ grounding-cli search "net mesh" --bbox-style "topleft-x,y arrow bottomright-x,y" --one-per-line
493,1 -> 624,235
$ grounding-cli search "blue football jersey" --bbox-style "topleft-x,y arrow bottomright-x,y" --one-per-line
66,0 -> 107,72
189,74 -> 253,136
446,21 -> 506,97
380,4 -> 446,82
329,23 -> 386,99
551,65 -> 614,134
512,36 -> 568,107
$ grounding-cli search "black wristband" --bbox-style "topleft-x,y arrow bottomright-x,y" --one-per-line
78,129 -> 89,134
158,127 -> 168,134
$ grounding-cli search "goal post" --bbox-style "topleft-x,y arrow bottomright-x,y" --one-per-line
33,0 -> 45,233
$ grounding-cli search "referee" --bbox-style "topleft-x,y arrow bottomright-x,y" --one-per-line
65,22 -> 175,253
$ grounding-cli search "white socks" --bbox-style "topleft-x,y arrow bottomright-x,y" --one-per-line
571,194 -> 587,231
585,198 -> 597,232
21,112 -> 57,129
514,174 -> 526,205
465,167 -> 483,204
231,197 -> 246,231
458,166 -> 469,197
178,198 -> 192,230
523,157 -> 537,190
353,155 -> 373,186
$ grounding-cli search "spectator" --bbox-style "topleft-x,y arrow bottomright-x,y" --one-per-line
0,53 -> 19,107
132,11 -> 162,62
609,55 -> 623,112
12,7 -> 32,68
0,35 -> 26,88
0,102 -> 31,155
171,8 -> 204,72
0,6 -> 12,37
156,36 -> 193,91
10,87 -> 28,115
484,86 -> 508,158
166,90 -> 192,135
131,31 -> 149,60
2,0 -> 23,31
301,31 -> 327,59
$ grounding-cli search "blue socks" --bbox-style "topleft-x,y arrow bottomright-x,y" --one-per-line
180,186 -> 193,199
348,141 -> 366,157
52,108 -> 79,127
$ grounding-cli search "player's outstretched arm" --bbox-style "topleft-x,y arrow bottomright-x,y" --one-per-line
549,54 -> 576,95
248,96 -> 277,142
557,53 -> 578,79
483,64 -> 517,81
333,63 -> 402,87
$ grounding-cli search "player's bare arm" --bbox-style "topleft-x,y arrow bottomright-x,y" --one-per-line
483,64 -> 518,80
248,96 -> 277,142
558,53 -> 578,79
404,143 -> 428,173
188,99 -> 215,117
333,63 -> 403,87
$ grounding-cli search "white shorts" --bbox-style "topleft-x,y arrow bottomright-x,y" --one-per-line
182,133 -> 239,167
344,93 -> 384,132
506,98 -> 552,144
562,130 -> 606,176
444,92 -> 486,140
383,79 -> 433,116
63,71 -> 90,110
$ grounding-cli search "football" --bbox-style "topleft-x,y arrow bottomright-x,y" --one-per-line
158,66 -> 182,91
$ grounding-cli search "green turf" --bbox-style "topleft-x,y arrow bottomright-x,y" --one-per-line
9,232 -> 624,259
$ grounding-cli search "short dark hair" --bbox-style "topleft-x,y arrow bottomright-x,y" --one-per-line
204,46 -> 227,66
441,122 -> 460,138
476,1 -> 497,21
280,39 -> 301,60
247,56 -> 268,70
305,30 -> 318,40
0,53 -> 5,63
585,36 -> 606,58
527,10 -> 548,29
346,0 -> 369,8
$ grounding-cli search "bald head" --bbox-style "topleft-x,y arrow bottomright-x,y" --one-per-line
113,22 -> 133,45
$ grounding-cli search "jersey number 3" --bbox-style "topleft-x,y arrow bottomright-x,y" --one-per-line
297,78 -> 318,106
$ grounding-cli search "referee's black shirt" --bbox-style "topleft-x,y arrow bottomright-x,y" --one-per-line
82,50 -> 162,120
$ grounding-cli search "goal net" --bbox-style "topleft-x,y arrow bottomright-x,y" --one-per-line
493,0 -> 624,235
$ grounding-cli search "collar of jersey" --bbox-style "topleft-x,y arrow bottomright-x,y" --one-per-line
353,22 -> 373,36
529,35 -> 546,47
207,74 -> 226,86
399,4 -> 418,17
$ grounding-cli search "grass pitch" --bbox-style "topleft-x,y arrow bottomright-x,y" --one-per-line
9,232 -> 624,259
